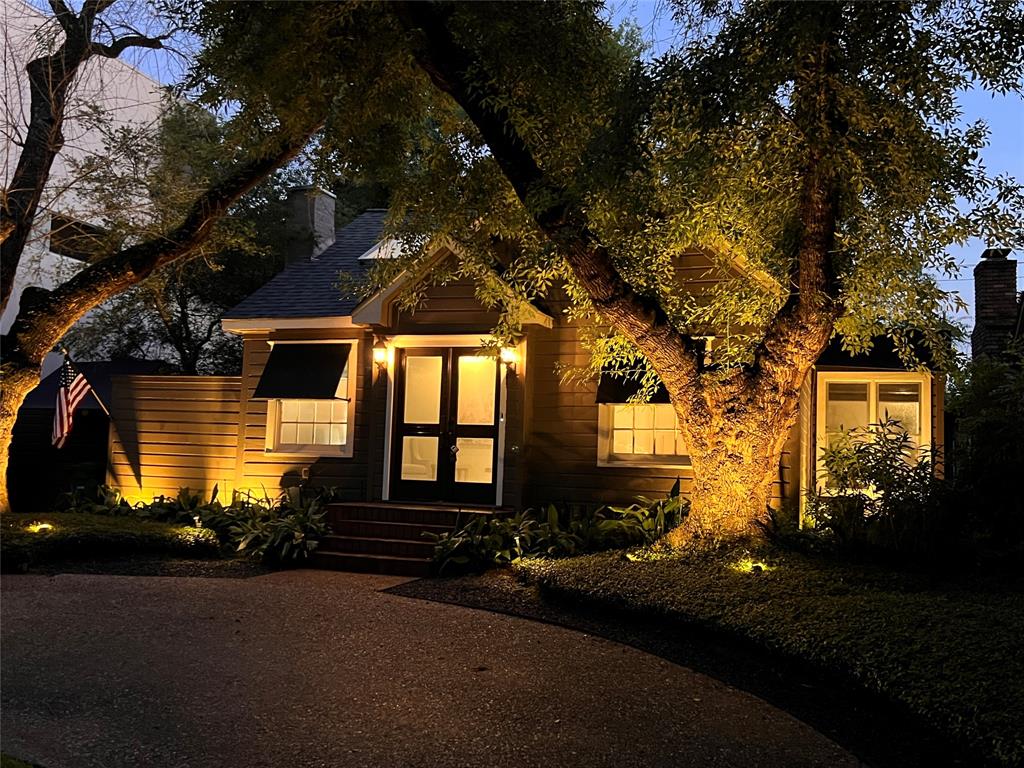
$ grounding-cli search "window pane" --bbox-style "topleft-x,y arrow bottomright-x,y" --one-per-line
826,382 -> 868,434
401,436 -> 438,481
331,424 -> 346,445
455,437 -> 493,484
332,400 -> 348,423
457,356 -> 496,425
313,423 -> 331,445
612,429 -> 633,454
297,400 -> 316,423
280,400 -> 298,421
336,374 -> 348,398
878,383 -> 921,435
654,405 -> 676,429
296,423 -> 314,444
613,405 -> 633,428
279,422 -> 298,445
404,356 -> 442,424
654,430 -> 677,455
633,430 -> 654,455
634,405 -> 655,430
676,434 -> 687,455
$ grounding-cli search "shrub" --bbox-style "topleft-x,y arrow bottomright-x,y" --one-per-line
428,482 -> 688,573
805,418 -> 953,559
227,485 -> 331,564
54,483 -> 335,565
1,513 -> 221,572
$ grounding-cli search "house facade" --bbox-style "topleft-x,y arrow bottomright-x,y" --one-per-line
148,200 -> 940,517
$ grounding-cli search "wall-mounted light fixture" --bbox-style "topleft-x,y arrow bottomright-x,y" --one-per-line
373,338 -> 388,370
500,346 -> 519,371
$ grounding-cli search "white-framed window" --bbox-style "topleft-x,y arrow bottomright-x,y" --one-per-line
814,370 -> 931,487
597,403 -> 690,467
264,342 -> 358,456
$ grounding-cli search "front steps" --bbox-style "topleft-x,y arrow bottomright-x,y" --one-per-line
309,501 -> 500,576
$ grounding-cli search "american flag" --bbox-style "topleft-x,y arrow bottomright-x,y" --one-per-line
52,358 -> 92,448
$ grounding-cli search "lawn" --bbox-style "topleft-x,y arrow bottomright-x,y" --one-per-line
515,547 -> 1024,767
1,512 -> 221,572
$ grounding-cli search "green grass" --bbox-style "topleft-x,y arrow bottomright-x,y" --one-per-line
1,512 -> 221,572
515,547 -> 1024,767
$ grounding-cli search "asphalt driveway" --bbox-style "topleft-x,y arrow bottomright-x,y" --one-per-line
1,570 -> 858,768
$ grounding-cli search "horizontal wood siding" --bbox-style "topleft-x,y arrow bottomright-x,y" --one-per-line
108,376 -> 241,503
236,329 -> 374,500
393,277 -> 502,331
522,318 -> 789,510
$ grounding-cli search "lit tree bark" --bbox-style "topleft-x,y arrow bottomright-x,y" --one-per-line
396,2 -> 843,540
0,127 -> 317,512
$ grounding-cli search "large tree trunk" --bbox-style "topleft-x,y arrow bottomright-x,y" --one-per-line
0,363 -> 43,513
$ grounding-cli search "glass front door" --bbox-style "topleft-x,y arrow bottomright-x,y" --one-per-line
390,348 -> 500,504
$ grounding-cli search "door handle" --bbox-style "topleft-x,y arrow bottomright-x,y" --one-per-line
449,444 -> 459,455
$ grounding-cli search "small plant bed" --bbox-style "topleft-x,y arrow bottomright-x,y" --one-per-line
514,547 -> 1024,768
1,513 -> 220,573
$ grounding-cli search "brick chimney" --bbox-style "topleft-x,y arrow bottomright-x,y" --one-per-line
971,248 -> 1018,359
283,186 -> 336,263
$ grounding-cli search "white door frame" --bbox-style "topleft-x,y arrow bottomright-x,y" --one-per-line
381,335 -> 508,506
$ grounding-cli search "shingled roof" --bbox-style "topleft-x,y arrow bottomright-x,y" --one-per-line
224,209 -> 388,320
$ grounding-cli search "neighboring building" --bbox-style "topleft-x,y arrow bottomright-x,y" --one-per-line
106,197 -> 946,571
971,248 -> 1022,359
1,0 -> 165,373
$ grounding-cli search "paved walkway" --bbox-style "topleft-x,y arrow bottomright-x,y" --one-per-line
1,571 -> 858,768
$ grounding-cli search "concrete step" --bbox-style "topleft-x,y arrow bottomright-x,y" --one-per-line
308,550 -> 431,577
327,502 -> 500,528
329,519 -> 453,541
320,535 -> 436,558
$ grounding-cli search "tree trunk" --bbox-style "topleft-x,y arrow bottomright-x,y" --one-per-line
669,411 -> 796,544
0,361 -> 44,513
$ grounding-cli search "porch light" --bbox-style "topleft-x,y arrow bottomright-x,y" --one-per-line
373,339 -> 388,369
27,522 -> 54,533
500,347 -> 519,368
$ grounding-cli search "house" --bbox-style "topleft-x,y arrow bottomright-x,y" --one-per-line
106,192 -> 945,571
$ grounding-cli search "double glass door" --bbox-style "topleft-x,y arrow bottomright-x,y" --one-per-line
390,348 -> 500,504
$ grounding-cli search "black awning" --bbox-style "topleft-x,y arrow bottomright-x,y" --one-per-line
252,343 -> 351,400
595,365 -> 670,404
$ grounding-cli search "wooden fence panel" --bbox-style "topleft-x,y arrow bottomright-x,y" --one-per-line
107,375 -> 242,503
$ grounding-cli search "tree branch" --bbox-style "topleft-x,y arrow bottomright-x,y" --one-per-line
392,1 -> 703,395
6,123 -> 320,364
91,33 -> 168,59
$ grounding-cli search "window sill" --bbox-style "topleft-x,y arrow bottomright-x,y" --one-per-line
265,446 -> 354,458
597,457 -> 692,470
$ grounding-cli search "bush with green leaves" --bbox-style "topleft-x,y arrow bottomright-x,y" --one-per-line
56,483 -> 334,565
428,481 -> 689,573
805,418 -> 953,559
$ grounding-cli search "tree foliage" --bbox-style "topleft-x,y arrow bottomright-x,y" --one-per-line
180,0 -> 1024,536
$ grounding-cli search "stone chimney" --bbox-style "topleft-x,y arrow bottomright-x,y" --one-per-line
283,186 -> 336,263
971,247 -> 1018,359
